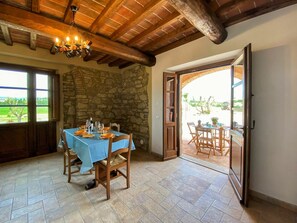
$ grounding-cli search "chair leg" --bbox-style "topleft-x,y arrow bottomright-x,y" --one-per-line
106,169 -> 111,200
95,165 -> 99,187
63,154 -> 66,175
67,158 -> 71,183
127,164 -> 130,189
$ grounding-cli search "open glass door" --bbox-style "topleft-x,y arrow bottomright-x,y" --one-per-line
229,44 -> 252,206
163,72 -> 178,160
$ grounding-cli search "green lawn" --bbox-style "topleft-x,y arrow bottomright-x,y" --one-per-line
0,106 -> 48,123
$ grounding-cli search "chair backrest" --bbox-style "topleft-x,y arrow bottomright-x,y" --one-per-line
60,128 -> 70,155
107,134 -> 132,166
187,122 -> 196,134
110,122 -> 120,132
196,127 -> 213,142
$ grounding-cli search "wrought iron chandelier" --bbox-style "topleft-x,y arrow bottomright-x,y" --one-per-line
51,5 -> 92,58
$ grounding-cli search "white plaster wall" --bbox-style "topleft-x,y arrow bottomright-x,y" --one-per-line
151,4 -> 297,205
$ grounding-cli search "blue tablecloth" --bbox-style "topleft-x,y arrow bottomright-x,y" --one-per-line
64,128 -> 135,173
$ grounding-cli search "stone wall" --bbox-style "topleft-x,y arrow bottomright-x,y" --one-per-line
63,65 -> 149,151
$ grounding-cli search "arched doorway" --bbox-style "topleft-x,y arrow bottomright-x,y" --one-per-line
180,65 -> 242,173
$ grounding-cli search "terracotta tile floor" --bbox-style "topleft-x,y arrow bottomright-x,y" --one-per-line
182,136 -> 230,169
0,149 -> 296,222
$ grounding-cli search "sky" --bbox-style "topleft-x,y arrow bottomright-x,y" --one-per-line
0,70 -> 48,98
183,69 -> 232,102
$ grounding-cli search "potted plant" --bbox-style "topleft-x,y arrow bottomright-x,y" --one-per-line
211,117 -> 219,126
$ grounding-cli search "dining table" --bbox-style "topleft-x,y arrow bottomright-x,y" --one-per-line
196,125 -> 230,156
64,128 -> 135,174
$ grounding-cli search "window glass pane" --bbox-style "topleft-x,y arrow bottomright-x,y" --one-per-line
0,89 -> 27,105
36,74 -> 48,90
0,70 -> 27,88
36,90 -> 48,105
36,107 -> 48,121
232,84 -> 244,128
0,106 -> 28,123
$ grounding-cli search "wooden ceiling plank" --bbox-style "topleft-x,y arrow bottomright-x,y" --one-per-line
168,0 -> 227,44
64,0 -> 83,24
127,11 -> 181,45
142,20 -> 194,51
153,31 -> 203,55
30,32 -> 37,50
0,25 -> 13,46
90,0 -> 125,33
0,3 -> 156,66
31,0 -> 40,13
110,0 -> 166,41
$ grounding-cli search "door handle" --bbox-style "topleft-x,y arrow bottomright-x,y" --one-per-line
251,120 -> 256,130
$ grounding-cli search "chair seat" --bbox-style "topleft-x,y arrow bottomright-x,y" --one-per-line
64,149 -> 77,157
100,154 -> 126,167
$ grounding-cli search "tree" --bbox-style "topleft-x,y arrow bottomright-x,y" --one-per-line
188,96 -> 214,115
5,98 -> 27,122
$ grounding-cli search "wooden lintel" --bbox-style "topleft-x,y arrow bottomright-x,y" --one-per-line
90,0 -> 124,33
119,62 -> 134,69
30,33 -> 37,50
31,0 -> 40,13
0,25 -> 13,46
64,0 -> 82,24
168,0 -> 227,44
0,3 -> 156,66
110,0 -> 166,41
127,11 -> 181,46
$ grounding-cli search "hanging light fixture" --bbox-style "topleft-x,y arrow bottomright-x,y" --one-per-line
51,5 -> 92,58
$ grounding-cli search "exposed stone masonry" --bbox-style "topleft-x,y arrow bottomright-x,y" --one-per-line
63,65 -> 149,151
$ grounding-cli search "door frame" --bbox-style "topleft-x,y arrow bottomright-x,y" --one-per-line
163,46 -> 252,206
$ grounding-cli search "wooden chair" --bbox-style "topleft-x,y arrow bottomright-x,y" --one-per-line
60,129 -> 92,183
94,134 -> 132,200
187,122 -> 197,144
211,127 -> 230,156
110,122 -> 120,132
195,127 -> 215,158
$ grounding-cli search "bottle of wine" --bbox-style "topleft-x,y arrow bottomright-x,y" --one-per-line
90,117 -> 94,132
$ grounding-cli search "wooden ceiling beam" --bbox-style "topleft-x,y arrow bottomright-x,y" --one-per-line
216,0 -> 249,17
168,0 -> 227,44
30,33 -> 37,50
0,25 -> 13,46
0,3 -> 156,66
83,53 -> 104,62
153,32 -> 203,55
119,62 -> 134,69
108,58 -> 126,67
222,0 -> 297,27
142,20 -> 194,52
89,0 -> 124,33
97,55 -> 113,64
31,0 -> 40,13
127,11 -> 181,46
64,0 -> 82,24
110,0 -> 166,40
